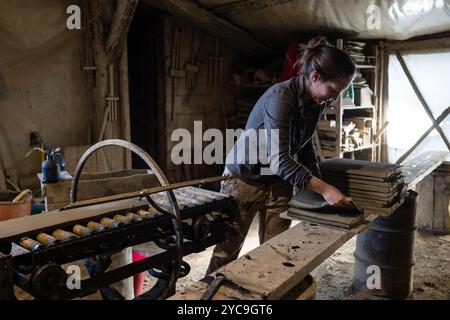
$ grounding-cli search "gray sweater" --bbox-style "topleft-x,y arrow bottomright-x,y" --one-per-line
225,75 -> 326,188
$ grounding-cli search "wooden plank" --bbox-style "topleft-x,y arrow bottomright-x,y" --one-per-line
319,158 -> 401,178
144,0 -> 273,55
351,197 -> 400,208
0,183 -> 227,242
323,173 -> 402,185
403,151 -> 449,188
63,176 -> 228,210
171,221 -> 358,300
386,37 -> 450,52
211,0 -> 294,16
334,185 -> 405,199
362,196 -> 407,217
0,197 -> 148,243
323,179 -> 400,193
322,172 -> 401,182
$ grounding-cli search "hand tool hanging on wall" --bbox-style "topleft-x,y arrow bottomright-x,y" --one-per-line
207,38 -> 223,86
170,27 -> 186,121
106,65 -> 120,122
184,28 -> 205,106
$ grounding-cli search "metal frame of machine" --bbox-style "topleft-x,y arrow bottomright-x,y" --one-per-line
0,140 -> 237,300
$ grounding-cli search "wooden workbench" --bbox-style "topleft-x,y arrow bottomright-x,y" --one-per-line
170,220 -> 370,300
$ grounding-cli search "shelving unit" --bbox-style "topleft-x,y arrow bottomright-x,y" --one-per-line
225,65 -> 281,130
316,39 -> 381,161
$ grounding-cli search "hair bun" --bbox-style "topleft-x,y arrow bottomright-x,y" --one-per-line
306,36 -> 332,50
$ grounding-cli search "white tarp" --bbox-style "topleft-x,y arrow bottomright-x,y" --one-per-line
198,0 -> 450,46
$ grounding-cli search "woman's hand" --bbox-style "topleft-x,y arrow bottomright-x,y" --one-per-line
306,176 -> 350,207
320,184 -> 350,207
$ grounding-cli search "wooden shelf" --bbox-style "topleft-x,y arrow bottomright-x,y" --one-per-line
231,82 -> 272,89
342,144 -> 374,153
342,105 -> 375,111
316,39 -> 381,161
322,144 -> 375,157
318,127 -> 338,132
356,64 -> 376,69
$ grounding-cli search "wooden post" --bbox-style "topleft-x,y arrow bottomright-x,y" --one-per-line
86,0 -> 138,171
88,0 -> 109,143
120,47 -> 132,169
106,0 -> 139,63
82,0 -> 97,144
379,41 -> 389,162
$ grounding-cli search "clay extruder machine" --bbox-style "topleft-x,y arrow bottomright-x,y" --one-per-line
0,140 -> 237,300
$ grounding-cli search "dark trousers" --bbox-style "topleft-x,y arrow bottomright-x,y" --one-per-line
206,171 -> 292,275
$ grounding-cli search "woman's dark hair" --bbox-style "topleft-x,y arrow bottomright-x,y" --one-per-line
298,36 -> 356,81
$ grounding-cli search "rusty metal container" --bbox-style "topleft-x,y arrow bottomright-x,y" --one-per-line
0,191 -> 32,222
352,191 -> 418,299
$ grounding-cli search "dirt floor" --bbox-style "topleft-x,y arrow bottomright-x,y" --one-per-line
140,218 -> 450,300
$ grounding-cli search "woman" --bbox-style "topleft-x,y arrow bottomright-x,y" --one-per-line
207,37 -> 356,274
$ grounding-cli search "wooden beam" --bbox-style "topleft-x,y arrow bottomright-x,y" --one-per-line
212,0 -> 294,16
106,0 -> 139,63
119,47 -> 132,169
88,0 -> 109,141
143,0 -> 273,55
386,37 -> 450,52
379,41 -> 389,162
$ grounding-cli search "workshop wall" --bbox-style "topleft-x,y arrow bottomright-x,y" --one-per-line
0,0 -> 91,189
0,3 -> 244,189
163,18 -> 240,181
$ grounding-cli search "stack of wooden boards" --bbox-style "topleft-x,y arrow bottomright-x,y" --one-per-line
319,158 -> 407,216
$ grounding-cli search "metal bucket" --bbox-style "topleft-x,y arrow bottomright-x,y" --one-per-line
352,191 -> 417,299
0,191 -> 32,222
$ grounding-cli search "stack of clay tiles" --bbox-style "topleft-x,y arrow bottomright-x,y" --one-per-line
319,158 -> 407,216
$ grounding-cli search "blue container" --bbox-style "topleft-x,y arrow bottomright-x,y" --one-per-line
41,158 -> 61,183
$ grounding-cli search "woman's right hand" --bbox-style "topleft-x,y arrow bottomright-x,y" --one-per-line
306,176 -> 350,207
320,184 -> 349,207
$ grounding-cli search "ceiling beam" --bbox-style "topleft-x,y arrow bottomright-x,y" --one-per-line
211,0 -> 294,16
144,0 -> 273,55
106,0 -> 140,63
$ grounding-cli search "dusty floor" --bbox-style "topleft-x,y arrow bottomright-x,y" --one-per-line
140,218 -> 450,300
13,218 -> 449,300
